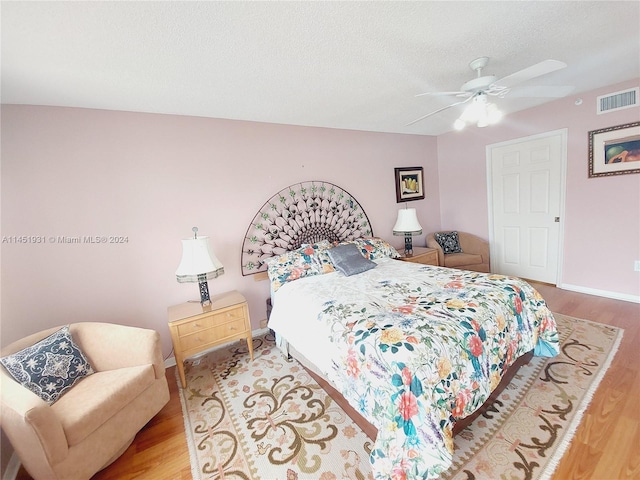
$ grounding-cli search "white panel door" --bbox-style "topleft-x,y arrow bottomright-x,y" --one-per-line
488,130 -> 565,283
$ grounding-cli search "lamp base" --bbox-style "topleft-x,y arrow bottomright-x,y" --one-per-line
404,234 -> 414,257
198,275 -> 211,307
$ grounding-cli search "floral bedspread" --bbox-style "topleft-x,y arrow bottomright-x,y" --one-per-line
268,258 -> 559,480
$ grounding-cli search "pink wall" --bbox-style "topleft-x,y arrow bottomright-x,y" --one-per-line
0,106 -> 440,354
2,78 -> 638,361
437,79 -> 640,300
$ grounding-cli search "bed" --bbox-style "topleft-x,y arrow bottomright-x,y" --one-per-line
241,182 -> 559,480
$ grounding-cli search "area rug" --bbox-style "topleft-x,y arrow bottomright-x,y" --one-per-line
177,313 -> 622,480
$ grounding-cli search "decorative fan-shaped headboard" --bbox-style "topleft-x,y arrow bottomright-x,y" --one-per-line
241,181 -> 373,276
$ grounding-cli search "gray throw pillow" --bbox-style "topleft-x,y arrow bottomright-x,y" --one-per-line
327,243 -> 376,276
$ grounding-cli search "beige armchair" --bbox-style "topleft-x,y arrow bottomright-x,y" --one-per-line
0,322 -> 170,480
427,231 -> 490,273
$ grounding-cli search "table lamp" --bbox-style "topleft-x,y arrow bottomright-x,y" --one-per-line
393,208 -> 423,256
175,227 -> 224,306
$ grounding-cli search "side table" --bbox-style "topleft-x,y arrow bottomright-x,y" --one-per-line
168,290 -> 254,388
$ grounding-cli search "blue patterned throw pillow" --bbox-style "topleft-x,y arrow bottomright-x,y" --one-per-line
0,326 -> 94,404
434,231 -> 463,254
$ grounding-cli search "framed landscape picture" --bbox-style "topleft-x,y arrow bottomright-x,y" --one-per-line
588,121 -> 640,178
395,167 -> 425,202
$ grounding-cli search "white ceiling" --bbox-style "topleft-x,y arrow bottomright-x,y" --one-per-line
2,1 -> 639,136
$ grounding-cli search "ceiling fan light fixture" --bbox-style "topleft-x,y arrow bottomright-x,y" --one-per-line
455,94 -> 502,129
412,57 -> 571,132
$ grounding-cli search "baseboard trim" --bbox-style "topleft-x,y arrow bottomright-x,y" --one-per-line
2,453 -> 20,480
559,283 -> 640,304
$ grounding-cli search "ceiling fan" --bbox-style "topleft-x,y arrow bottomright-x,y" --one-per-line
407,57 -> 574,127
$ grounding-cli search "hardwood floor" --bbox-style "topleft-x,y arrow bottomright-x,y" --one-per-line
531,283 -> 640,480
87,369 -> 193,480
15,366 -> 192,480
14,283 -> 640,479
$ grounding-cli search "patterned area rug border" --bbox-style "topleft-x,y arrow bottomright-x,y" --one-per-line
443,314 -> 624,479
177,313 -> 623,480
540,315 -> 623,480
177,378 -> 206,478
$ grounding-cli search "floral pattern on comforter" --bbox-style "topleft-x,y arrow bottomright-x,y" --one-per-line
272,258 -> 558,480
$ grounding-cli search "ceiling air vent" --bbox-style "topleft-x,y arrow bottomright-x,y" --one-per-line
596,87 -> 639,114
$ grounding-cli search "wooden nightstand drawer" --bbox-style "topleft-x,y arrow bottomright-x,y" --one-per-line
211,305 -> 245,326
176,304 -> 246,338
176,316 -> 215,337
179,328 -> 218,351
397,247 -> 439,266
212,317 -> 247,339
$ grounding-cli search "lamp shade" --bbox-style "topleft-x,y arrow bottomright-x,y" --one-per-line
175,236 -> 224,283
393,208 -> 423,236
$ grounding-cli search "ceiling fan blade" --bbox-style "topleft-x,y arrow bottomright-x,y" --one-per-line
493,59 -> 567,89
415,91 -> 467,97
405,96 -> 473,127
507,85 -> 575,98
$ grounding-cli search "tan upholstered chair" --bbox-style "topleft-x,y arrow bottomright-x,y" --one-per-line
0,322 -> 170,480
426,231 -> 490,273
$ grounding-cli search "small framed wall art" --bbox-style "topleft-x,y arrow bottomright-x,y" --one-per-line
395,167 -> 425,202
588,121 -> 640,178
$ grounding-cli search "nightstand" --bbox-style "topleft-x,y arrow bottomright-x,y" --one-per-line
397,247 -> 439,266
168,290 -> 254,388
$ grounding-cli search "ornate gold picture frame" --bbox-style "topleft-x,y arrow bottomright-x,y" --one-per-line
588,121 -> 640,178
